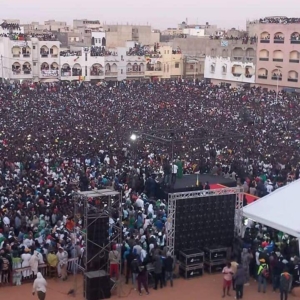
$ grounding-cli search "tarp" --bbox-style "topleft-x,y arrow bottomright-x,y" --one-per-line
243,179 -> 300,238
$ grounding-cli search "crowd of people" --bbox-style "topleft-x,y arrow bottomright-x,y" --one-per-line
210,34 -> 257,44
0,79 -> 299,293
0,22 -> 21,31
60,50 -> 82,57
258,17 -> 300,24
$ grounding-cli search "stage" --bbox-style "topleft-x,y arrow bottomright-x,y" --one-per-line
170,174 -> 236,192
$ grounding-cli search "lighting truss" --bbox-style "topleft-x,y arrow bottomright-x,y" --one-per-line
166,186 -> 244,255
72,189 -> 122,297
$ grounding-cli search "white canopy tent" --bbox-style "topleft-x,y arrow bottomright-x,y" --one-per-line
243,179 -> 300,252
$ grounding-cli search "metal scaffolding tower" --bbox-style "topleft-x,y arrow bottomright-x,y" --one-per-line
72,189 -> 123,298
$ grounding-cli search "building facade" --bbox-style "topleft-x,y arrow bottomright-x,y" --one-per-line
204,39 -> 256,86
248,19 -> 300,89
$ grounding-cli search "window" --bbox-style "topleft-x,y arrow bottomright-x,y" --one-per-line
190,65 -> 194,70
33,62 -> 36,66
33,46 -> 36,49
85,66 -> 87,76
85,53 -> 87,61
121,69 -> 123,74
175,62 -> 179,68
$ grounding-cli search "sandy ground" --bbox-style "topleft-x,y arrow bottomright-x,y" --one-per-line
0,273 -> 285,300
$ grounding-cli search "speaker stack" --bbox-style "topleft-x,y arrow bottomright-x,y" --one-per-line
175,194 -> 235,254
86,216 -> 109,272
84,270 -> 111,300
204,246 -> 228,273
179,248 -> 204,279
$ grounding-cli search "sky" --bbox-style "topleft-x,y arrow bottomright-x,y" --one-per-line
1,0 -> 299,30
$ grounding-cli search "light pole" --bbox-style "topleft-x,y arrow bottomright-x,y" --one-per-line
275,65 -> 282,104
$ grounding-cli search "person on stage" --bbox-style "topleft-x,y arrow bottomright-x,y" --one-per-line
175,157 -> 183,179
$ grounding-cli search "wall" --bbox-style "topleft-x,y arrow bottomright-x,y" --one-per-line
249,22 -> 300,88
204,56 -> 256,84
183,28 -> 205,37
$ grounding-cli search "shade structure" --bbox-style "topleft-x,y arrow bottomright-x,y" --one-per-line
243,179 -> 300,238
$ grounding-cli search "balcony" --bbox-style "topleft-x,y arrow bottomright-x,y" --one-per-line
51,54 -> 58,58
258,75 -> 267,79
23,53 -> 30,58
260,39 -> 270,43
259,57 -> 269,61
233,56 -> 243,61
291,39 -> 300,44
271,76 -> 282,81
273,58 -> 283,62
105,71 -> 117,76
232,73 -> 242,77
11,71 -> 32,77
127,71 -> 144,76
41,53 -> 49,58
274,39 -> 284,44
288,78 -> 298,82
289,59 -> 299,63
13,54 -> 20,58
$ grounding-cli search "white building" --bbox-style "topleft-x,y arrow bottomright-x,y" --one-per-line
204,55 -> 256,86
183,28 -> 206,37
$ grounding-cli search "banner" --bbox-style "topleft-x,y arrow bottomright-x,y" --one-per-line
12,41 -> 27,47
41,70 -> 58,77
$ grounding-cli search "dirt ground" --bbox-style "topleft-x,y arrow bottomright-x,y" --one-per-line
0,273 -> 285,300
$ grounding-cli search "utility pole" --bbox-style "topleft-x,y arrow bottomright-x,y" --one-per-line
0,55 -> 3,83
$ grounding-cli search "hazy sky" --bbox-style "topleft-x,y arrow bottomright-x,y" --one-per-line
1,0 -> 299,30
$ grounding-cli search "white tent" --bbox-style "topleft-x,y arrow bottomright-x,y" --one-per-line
243,179 -> 300,238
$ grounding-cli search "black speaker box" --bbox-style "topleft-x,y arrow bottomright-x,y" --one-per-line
84,270 -> 111,300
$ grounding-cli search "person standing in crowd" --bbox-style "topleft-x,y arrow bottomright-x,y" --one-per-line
153,254 -> 163,290
234,264 -> 246,300
257,258 -> 269,293
57,247 -> 68,281
222,262 -> 234,297
164,252 -> 174,287
109,245 -> 120,279
241,248 -> 252,285
137,264 -> 149,296
32,272 -> 47,300
280,268 -> 292,300
130,254 -> 139,289
230,257 -> 238,290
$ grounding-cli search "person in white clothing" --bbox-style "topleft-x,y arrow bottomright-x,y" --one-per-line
171,163 -> 178,185
32,272 -> 47,300
57,247 -> 68,280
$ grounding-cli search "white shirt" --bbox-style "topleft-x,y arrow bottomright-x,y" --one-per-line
172,164 -> 178,174
135,198 -> 144,208
3,216 -> 10,225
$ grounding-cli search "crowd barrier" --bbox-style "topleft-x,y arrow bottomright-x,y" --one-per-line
0,257 -> 79,286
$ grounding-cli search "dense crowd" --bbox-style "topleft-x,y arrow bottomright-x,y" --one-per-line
258,17 -> 300,24
60,50 -> 82,57
0,80 -> 299,288
0,23 -> 21,31
210,35 -> 257,44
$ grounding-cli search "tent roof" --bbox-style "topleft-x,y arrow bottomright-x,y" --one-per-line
243,179 -> 300,238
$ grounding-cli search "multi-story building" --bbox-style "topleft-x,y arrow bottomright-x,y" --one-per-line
103,24 -> 159,48
144,45 -> 183,80
248,17 -> 300,89
204,39 -> 257,86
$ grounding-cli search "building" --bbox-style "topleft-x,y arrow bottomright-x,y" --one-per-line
103,24 -> 159,48
247,17 -> 300,89
204,39 -> 257,86
22,20 -> 69,34
144,45 -> 183,80
183,56 -> 205,79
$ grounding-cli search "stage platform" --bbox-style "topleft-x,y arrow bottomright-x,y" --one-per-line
170,174 -> 236,193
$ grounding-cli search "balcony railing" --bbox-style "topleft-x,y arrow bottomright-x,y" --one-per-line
23,53 -> 30,57
258,75 -> 267,79
245,74 -> 253,78
288,78 -> 298,82
259,57 -> 269,61
273,58 -> 283,62
260,39 -> 270,43
61,71 -> 72,77
274,39 -> 284,44
12,71 -> 32,76
127,71 -> 145,75
90,71 -> 104,76
41,53 -> 49,57
12,54 -> 20,58
291,39 -> 300,44
232,73 -> 242,77
233,56 -> 242,61
51,54 -> 58,58
105,71 -> 118,76
271,76 -> 282,81
289,59 -> 299,63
